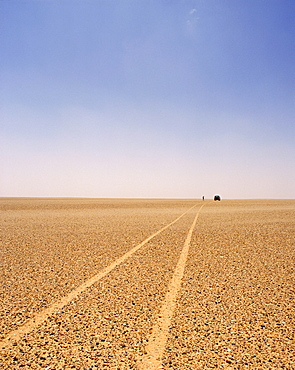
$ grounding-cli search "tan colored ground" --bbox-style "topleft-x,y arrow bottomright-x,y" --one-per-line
0,198 -> 294,369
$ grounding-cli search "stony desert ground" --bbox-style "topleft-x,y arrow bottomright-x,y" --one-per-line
0,198 -> 294,369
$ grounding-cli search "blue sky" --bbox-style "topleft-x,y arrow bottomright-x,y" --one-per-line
1,0 -> 294,198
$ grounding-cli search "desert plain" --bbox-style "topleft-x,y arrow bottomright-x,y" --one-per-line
0,198 -> 294,369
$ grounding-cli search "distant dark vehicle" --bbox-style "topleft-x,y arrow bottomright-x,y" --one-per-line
214,195 -> 221,201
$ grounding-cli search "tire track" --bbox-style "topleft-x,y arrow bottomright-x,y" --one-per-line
0,202 -> 200,351
138,203 -> 206,370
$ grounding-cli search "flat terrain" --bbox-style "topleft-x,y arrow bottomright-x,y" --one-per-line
0,198 -> 294,369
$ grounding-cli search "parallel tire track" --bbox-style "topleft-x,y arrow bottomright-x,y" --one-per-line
0,202 -> 200,351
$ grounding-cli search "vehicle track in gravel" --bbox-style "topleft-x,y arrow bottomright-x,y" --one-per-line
0,200 -> 203,356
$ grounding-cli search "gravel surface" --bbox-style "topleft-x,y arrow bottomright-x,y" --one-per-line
1,199 -> 294,369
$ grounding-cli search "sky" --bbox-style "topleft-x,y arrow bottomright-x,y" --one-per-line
1,0 -> 295,199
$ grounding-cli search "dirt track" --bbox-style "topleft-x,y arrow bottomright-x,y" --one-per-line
0,198 -> 294,369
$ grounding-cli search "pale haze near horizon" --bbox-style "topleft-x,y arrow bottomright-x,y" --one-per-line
1,0 -> 294,199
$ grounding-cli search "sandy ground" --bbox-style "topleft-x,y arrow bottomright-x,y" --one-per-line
0,198 -> 294,369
